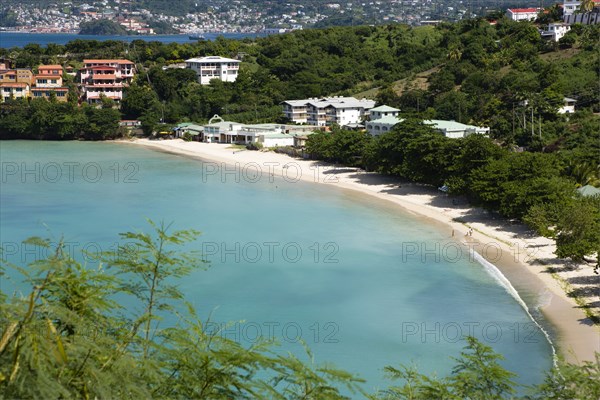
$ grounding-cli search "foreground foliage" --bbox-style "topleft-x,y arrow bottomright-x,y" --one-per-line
1,222 -> 599,399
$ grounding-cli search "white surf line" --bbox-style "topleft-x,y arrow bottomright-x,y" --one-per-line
470,249 -> 558,366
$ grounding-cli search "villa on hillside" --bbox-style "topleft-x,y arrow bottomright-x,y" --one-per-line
539,23 -> 571,42
175,115 -> 318,147
185,56 -> 241,85
0,68 -> 33,102
559,97 -> 577,114
506,8 -> 541,21
365,105 -> 490,138
1,65 -> 69,102
32,64 -> 68,102
282,96 -> 376,126
79,59 -> 136,104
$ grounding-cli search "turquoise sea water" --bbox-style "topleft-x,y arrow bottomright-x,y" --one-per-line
0,141 -> 553,393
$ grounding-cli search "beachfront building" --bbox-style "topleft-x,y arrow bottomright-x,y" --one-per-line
185,56 -> 241,85
506,8 -> 541,21
79,59 -> 136,104
365,106 -> 489,138
0,82 -> 30,103
194,115 -> 318,147
282,96 -> 376,127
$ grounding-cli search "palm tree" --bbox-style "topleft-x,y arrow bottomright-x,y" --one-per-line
566,161 -> 600,187
447,47 -> 462,62
579,0 -> 595,13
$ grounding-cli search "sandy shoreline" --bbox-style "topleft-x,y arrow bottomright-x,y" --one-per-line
120,138 -> 599,364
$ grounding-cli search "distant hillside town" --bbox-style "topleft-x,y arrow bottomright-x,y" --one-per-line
0,0 -> 567,35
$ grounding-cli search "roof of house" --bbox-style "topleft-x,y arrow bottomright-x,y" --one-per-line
282,99 -> 310,107
508,8 -> 540,13
283,96 -> 375,109
577,185 -> 600,197
368,115 -> 403,125
308,96 -> 376,109
425,119 -> 489,132
185,56 -> 240,63
38,65 -> 63,69
83,59 -> 134,65
370,105 -> 400,112
203,120 -> 244,131
0,82 -> 29,88
564,97 -> 577,102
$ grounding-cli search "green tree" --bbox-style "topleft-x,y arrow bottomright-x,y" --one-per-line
379,336 -> 517,399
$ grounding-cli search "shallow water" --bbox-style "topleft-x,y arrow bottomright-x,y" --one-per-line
0,140 -> 553,392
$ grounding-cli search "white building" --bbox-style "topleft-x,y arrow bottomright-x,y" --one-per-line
558,97 -> 577,114
369,105 -> 401,120
539,23 -> 571,41
198,115 -> 318,147
185,56 -> 241,85
282,96 -> 376,127
506,8 -> 541,21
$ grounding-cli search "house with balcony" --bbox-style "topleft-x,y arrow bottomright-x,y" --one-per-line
506,8 -> 541,21
282,96 -> 376,127
0,82 -> 30,103
79,59 -> 135,104
38,64 -> 63,77
30,64 -> 69,101
185,56 -> 241,85
539,23 -> 571,41
0,69 -> 33,86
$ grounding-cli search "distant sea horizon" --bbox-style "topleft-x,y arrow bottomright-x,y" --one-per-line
0,31 -> 261,48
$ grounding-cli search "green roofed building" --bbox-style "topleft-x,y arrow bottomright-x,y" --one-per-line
577,185 -> 600,197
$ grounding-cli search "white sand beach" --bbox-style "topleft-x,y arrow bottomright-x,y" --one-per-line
121,138 -> 600,363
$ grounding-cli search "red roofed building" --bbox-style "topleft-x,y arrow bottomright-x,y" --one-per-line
79,59 -> 136,104
0,82 -> 30,102
33,65 -> 68,102
506,8 -> 541,21
38,65 -> 63,76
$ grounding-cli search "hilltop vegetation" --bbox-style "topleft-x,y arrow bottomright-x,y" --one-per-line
78,19 -> 129,35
